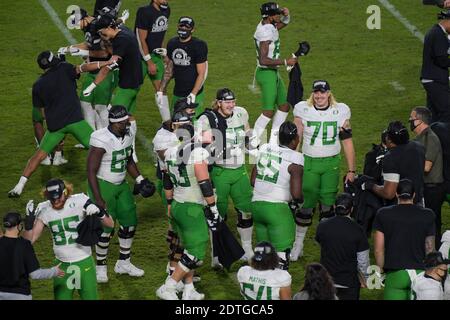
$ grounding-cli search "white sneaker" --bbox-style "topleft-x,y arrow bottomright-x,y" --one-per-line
52,155 -> 68,166
290,243 -> 304,262
74,144 -> 86,149
193,272 -> 201,283
114,259 -> 145,277
182,287 -> 205,300
40,156 -> 52,165
156,284 -> 179,300
164,275 -> 184,293
96,265 -> 108,283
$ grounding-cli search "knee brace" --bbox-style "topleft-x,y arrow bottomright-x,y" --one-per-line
166,230 -> 184,262
236,208 -> 253,228
295,208 -> 313,226
278,249 -> 291,271
179,251 -> 203,272
319,204 -> 335,221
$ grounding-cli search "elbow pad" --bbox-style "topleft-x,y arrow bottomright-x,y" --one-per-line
162,172 -> 174,190
339,127 -> 353,140
198,179 -> 214,198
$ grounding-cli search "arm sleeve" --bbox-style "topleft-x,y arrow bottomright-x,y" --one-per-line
32,84 -> 44,109
195,40 -> 208,64
381,154 -> 400,182
112,37 -> 126,59
135,8 -> 151,30
29,267 -> 58,280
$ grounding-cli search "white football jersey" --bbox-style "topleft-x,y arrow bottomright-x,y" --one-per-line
164,144 -> 210,205
37,193 -> 91,263
254,22 -> 280,68
293,101 -> 351,157
197,106 -> 249,169
237,265 -> 291,300
411,272 -> 444,300
253,143 -> 304,203
152,126 -> 178,171
89,126 -> 136,185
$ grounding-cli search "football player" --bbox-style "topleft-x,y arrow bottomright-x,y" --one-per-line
237,241 -> 292,300
291,80 -> 356,261
135,0 -> 172,123
87,105 -> 155,283
251,2 -> 297,146
156,122 -> 215,300
197,88 -> 254,265
23,179 -> 114,300
250,121 -> 303,270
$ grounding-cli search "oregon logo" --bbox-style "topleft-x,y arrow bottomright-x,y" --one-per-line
152,16 -> 169,32
172,48 -> 191,66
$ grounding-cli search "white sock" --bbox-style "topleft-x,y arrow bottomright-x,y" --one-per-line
252,114 -> 271,145
184,282 -> 194,292
95,104 -> 109,128
237,226 -> 254,257
18,176 -> 28,188
54,151 -> 62,158
269,110 -> 289,144
295,225 -> 308,244
165,277 -> 178,289
156,94 -> 171,122
80,101 -> 96,130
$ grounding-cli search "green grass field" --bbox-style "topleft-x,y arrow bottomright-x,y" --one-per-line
1,0 -> 449,300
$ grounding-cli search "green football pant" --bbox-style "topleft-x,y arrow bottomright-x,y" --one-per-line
251,201 -> 295,252
302,154 -> 341,209
39,120 -> 93,154
111,86 -> 140,115
141,53 -> 164,81
53,256 -> 98,300
156,178 -> 168,207
384,269 -> 422,300
171,91 -> 205,118
210,165 -> 252,219
79,72 -> 114,105
171,200 -> 208,260
87,178 -> 137,233
255,67 -> 287,111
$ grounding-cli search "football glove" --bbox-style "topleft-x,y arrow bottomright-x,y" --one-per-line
106,59 -> 119,70
133,177 -> 156,198
187,93 -> 196,104
203,204 -> 222,231
119,9 -> 130,24
153,48 -> 167,57
155,91 -> 164,106
83,83 -> 96,97
295,41 -> 310,57
25,200 -> 37,231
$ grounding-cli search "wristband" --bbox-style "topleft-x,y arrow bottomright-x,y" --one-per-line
143,54 -> 152,62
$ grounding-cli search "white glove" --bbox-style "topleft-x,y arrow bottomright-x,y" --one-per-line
286,53 -> 296,72
85,203 -> 100,216
155,91 -> 164,106
439,232 -> 450,259
8,183 -> 24,198
69,46 -> 89,57
187,93 -> 196,104
375,154 -> 385,165
83,83 -> 97,97
57,46 -> 68,55
119,9 -> 129,23
26,200 -> 34,216
153,48 -> 167,57
106,59 -> 119,70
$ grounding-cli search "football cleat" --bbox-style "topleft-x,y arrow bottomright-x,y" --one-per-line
52,154 -> 68,166
156,284 -> 179,300
290,242 -> 304,262
114,259 -> 145,277
74,143 -> 86,149
182,287 -> 205,300
96,265 -> 108,283
40,156 -> 52,165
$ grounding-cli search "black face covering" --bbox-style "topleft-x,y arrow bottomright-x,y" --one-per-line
177,28 -> 191,40
160,3 -> 168,10
409,119 -> 420,131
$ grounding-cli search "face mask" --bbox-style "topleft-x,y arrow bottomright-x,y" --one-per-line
177,28 -> 191,40
409,119 -> 420,131
160,3 -> 168,10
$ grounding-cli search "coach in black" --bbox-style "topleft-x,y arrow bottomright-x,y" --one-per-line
373,179 -> 436,300
421,10 -> 450,123
362,121 -> 425,205
315,193 -> 369,300
159,16 -> 208,117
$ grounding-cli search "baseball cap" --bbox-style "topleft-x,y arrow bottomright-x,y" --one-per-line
37,51 -> 60,70
424,251 -> 450,269
178,16 -> 195,28
216,88 -> 235,101
438,10 -> 450,20
173,97 -> 198,114
45,179 -> 66,201
3,212 -> 22,228
312,80 -> 331,92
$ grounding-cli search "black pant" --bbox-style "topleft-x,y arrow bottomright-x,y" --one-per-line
423,82 -> 450,123
424,183 -> 446,244
336,286 -> 360,300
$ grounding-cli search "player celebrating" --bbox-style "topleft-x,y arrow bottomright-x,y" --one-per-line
237,241 -> 292,300
86,11 -> 143,162
291,80 -> 356,261
197,88 -> 254,264
251,2 -> 297,146
87,105 -> 155,283
250,121 -> 303,270
156,124 -> 216,300
8,50 -> 115,198
159,16 -> 208,117
135,0 -> 172,123
24,179 -> 114,300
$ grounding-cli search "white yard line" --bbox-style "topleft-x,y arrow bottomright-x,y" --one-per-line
377,0 -> 425,43
39,0 -> 156,160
